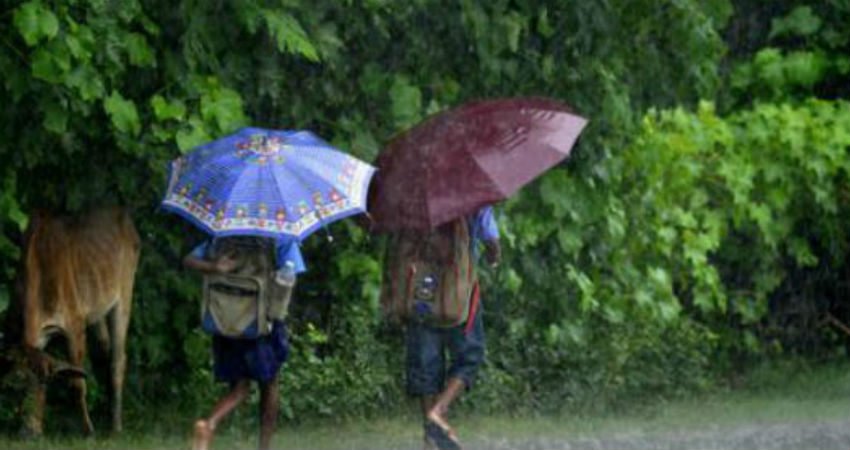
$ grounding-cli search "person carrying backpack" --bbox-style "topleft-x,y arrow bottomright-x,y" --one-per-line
183,235 -> 305,450
381,206 -> 501,450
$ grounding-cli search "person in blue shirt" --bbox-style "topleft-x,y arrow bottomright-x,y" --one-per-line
184,236 -> 305,450
406,206 -> 501,450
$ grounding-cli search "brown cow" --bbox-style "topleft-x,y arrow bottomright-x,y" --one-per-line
19,207 -> 139,436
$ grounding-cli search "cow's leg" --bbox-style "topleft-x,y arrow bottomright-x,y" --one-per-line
22,326 -> 49,437
94,318 -> 111,353
23,379 -> 47,437
67,328 -> 94,436
109,302 -> 130,433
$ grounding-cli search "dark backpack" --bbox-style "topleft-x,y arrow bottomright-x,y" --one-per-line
201,236 -> 293,338
380,219 -> 477,327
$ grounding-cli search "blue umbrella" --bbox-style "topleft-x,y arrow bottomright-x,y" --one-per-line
162,127 -> 376,240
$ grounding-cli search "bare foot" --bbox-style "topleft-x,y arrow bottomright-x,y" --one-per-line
424,420 -> 461,450
426,409 -> 457,439
423,435 -> 438,450
425,409 -> 461,449
191,419 -> 213,450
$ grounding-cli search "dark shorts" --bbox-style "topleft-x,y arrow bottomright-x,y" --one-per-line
405,302 -> 486,396
212,320 -> 289,384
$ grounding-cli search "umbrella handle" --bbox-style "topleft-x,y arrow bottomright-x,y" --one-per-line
314,208 -> 334,243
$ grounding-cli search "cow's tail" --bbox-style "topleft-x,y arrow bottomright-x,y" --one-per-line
24,349 -> 86,381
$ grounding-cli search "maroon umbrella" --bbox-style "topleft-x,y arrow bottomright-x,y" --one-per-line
369,97 -> 588,230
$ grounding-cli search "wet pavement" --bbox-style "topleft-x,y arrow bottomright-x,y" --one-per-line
465,419 -> 850,450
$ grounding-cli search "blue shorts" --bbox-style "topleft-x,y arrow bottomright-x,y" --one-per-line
405,303 -> 486,396
212,320 -> 289,384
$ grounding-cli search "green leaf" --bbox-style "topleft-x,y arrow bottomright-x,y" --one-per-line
743,330 -> 761,352
537,8 -> 555,38
504,268 -> 522,293
682,232 -> 709,265
753,48 -> 786,92
150,95 -> 186,121
31,48 -> 63,83
64,63 -> 105,101
657,299 -> 681,322
200,86 -> 247,132
0,180 -> 28,232
634,289 -> 653,307
562,321 -> 586,345
500,11 -> 525,53
788,237 -> 818,267
543,323 -> 561,347
357,63 -> 387,98
349,129 -> 378,161
13,1 -> 59,46
747,202 -> 771,233
567,265 -> 597,312
0,286 -> 9,316
124,32 -> 156,67
42,101 -> 68,134
10,208 -> 29,231
389,76 -> 422,130
769,6 -> 822,40
835,56 -> 850,75
176,117 -> 212,152
65,34 -> 87,60
104,91 -> 141,136
693,291 -> 714,313
263,10 -> 319,62
783,51 -> 828,88
603,305 -> 624,324
730,62 -> 754,92
648,267 -> 670,291
556,228 -> 583,254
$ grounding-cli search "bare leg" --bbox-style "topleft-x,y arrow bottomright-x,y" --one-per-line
192,380 -> 251,450
419,394 -> 436,420
427,377 -> 465,440
420,395 -> 437,449
258,375 -> 279,450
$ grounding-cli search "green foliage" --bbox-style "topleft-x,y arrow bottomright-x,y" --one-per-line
768,6 -> 822,40
724,1 -> 850,105
485,97 -> 848,410
1,0 -> 846,433
13,1 -> 58,46
104,91 -> 141,136
731,47 -> 833,100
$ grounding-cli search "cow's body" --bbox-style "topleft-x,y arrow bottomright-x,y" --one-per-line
20,207 -> 139,436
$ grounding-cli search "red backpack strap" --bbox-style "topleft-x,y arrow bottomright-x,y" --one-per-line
464,282 -> 480,335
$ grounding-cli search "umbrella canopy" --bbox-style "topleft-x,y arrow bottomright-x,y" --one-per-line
162,127 -> 376,240
369,97 -> 588,230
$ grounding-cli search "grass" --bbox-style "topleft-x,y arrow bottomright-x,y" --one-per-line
0,359 -> 846,449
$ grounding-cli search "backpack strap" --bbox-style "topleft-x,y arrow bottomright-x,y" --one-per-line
463,282 -> 480,335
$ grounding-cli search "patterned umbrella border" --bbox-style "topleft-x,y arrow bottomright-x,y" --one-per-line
161,157 -> 376,241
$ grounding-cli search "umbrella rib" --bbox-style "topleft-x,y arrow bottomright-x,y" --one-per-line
271,143 -> 369,235
272,155 -> 325,237
423,151 -> 435,229
292,144 -> 372,212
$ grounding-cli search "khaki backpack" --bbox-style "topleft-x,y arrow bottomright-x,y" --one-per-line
380,219 -> 477,327
201,236 -> 293,338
